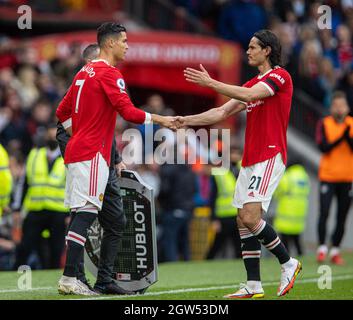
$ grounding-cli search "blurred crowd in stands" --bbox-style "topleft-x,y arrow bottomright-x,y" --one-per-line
0,0 -> 352,269
170,0 -> 353,111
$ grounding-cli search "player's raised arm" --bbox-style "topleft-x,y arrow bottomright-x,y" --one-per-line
184,64 -> 272,102
176,98 -> 246,127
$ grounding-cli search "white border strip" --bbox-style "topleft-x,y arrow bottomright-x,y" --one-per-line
1,274 -> 352,298
75,274 -> 353,300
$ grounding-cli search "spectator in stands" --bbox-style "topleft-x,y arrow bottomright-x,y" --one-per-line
0,88 -> 31,154
15,65 -> 40,110
218,0 -> 268,48
298,39 -> 323,100
26,99 -> 54,143
317,57 -> 338,109
276,18 -> 299,79
316,91 -> 353,265
335,24 -> 353,76
293,23 -> 319,56
37,73 -> 61,104
158,144 -> 196,262
0,36 -> 17,71
138,94 -> 174,156
143,94 -> 174,117
338,67 -> 353,114
320,28 -> 339,71
193,162 -> 212,209
50,42 -> 84,86
136,161 -> 161,198
274,0 -> 307,23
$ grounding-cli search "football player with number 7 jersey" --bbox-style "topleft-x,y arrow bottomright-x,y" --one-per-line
56,22 -> 176,296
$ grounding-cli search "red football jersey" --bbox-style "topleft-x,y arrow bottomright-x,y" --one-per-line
56,60 -> 147,165
241,66 -> 293,167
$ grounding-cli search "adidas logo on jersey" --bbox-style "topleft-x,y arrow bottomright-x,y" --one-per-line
248,191 -> 255,197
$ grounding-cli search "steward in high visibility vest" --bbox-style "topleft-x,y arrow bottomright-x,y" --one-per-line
274,164 -> 310,235
23,147 -> 67,213
273,163 -> 310,256
212,167 -> 238,218
15,125 -> 68,269
0,143 -> 12,217
207,164 -> 241,260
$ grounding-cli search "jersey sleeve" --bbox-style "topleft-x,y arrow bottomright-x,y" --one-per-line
242,80 -> 252,88
99,70 -> 147,124
260,68 -> 290,96
56,85 -> 73,127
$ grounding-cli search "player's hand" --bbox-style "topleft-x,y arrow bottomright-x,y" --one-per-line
172,116 -> 187,129
115,161 -> 126,177
160,116 -> 180,131
184,64 -> 212,87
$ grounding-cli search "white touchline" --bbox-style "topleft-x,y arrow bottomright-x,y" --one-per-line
74,274 -> 353,300
0,274 -> 352,297
0,286 -> 52,293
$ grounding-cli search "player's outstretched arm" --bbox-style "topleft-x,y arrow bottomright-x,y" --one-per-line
184,64 -> 272,102
174,99 -> 246,127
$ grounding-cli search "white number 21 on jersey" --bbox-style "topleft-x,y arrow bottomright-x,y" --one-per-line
75,79 -> 85,113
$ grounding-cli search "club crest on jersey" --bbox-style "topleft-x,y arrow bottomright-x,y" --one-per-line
117,78 -> 126,93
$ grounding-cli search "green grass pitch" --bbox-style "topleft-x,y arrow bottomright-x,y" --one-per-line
0,253 -> 352,300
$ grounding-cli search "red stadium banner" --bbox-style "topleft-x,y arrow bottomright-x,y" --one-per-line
28,30 -> 241,98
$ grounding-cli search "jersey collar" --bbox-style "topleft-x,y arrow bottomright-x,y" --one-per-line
257,68 -> 273,79
91,59 -> 112,66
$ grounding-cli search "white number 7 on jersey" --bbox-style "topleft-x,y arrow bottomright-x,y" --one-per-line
75,79 -> 85,113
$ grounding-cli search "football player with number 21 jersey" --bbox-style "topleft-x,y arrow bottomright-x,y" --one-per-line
181,29 -> 302,299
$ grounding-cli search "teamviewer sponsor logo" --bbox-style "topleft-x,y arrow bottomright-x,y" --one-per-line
246,100 -> 264,112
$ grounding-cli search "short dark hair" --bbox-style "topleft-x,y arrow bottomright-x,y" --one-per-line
97,22 -> 126,47
82,43 -> 99,61
253,29 -> 282,68
332,90 -> 347,101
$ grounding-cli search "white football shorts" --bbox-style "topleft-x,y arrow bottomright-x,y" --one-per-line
64,152 -> 109,211
233,152 -> 285,212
